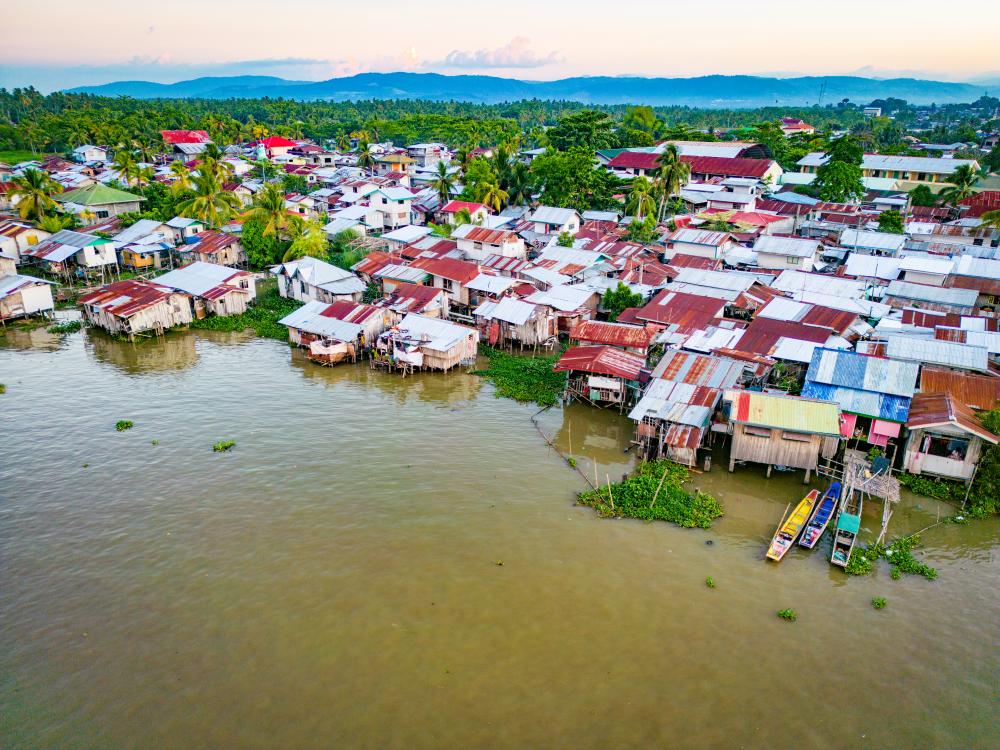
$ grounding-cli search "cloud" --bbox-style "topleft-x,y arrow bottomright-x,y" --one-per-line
433,37 -> 562,70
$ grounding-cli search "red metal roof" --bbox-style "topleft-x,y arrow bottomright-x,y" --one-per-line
259,136 -> 297,148
754,199 -> 812,217
319,300 -> 379,324
959,191 -> 1000,218
458,226 -> 517,244
410,256 -> 480,284
441,200 -> 489,214
729,211 -> 785,227
553,345 -> 645,380
78,279 -> 176,317
189,230 -> 238,256
382,282 -> 444,313
682,155 -> 775,179
737,317 -> 831,356
353,251 -> 396,276
607,152 -> 661,170
669,254 -> 723,271
570,320 -> 655,350
901,308 -> 960,328
161,130 -> 210,145
633,289 -> 726,330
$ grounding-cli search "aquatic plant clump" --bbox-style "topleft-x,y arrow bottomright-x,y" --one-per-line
845,535 -> 937,580
213,440 -> 236,452
47,320 -> 82,334
0,384 -> 5,394
871,597 -> 887,610
115,420 -> 134,432
705,576 -> 716,589
189,287 -> 301,341
777,609 -> 797,622
473,346 -> 566,407
577,460 -> 724,528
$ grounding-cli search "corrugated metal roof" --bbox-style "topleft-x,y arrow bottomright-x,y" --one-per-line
570,320 -> 655,350
801,382 -> 911,422
553,346 -> 645,380
806,347 -> 919,397
919,366 -> 1000,411
727,390 -> 841,436
752,235 -> 821,258
883,334 -> 990,372
154,261 -> 249,298
772,270 -> 865,299
278,300 -> 364,342
839,229 -> 906,252
737,317 -> 832,356
907,393 -> 998,443
525,284 -> 597,312
885,280 -> 977,308
934,327 -> 1000,354
633,289 -> 725,330
78,279 -> 176,318
628,380 -> 718,424
473,297 -> 537,326
652,350 -> 745,389
373,264 -> 429,283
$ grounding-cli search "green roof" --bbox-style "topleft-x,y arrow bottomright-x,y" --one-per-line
55,183 -> 143,206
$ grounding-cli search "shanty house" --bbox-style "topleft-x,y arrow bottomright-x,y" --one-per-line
903,393 -> 998,481
53,183 -> 143,220
376,313 -> 479,371
22,229 -> 117,276
271,256 -> 367,303
529,206 -> 580,236
802,347 -> 919,448
0,220 -> 50,263
724,390 -> 841,481
629,351 -> 745,466
72,144 -> 107,163
410,257 -> 481,310
554,345 -> 646,409
0,274 -> 56,321
377,282 -> 449,320
569,320 -> 656,356
279,299 -> 389,364
883,281 -> 977,315
78,279 -> 193,338
525,284 -> 601,333
176,231 -> 246,268
154,262 -> 256,318
473,297 -> 554,349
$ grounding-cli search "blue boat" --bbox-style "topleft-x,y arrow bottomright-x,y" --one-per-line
799,482 -> 841,549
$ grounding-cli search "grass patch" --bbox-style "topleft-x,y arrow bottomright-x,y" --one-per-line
115,420 -> 134,432
845,534 -> 937,580
213,440 -> 236,452
48,320 -> 82,334
189,286 -> 301,341
777,609 -> 797,622
577,460 -> 724,528
472,345 -> 566,407
0,150 -> 56,164
0,316 -> 50,333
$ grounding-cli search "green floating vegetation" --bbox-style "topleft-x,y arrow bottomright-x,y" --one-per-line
151,439 -> 159,446
897,471 -> 965,503
577,460 -> 724,528
566,456 -> 577,469
871,597 -> 887,610
189,287 -> 301,341
213,440 -> 236,453
845,534 -> 937,581
47,320 -> 82,334
777,609 -> 797,622
115,420 -> 134,432
0,384 -> 5,394
705,576 -> 716,589
472,346 -> 566,407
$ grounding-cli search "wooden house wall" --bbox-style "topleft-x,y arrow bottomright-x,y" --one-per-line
729,424 -> 825,472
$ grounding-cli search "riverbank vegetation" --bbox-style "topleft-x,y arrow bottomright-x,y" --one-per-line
47,320 -> 82,334
189,286 -> 300,341
473,346 -> 566,407
577,460 -> 724,528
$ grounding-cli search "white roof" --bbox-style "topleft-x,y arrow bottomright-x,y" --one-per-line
885,280 -> 977,307
530,206 -> 578,226
772,335 -> 849,363
381,225 -> 431,244
278,300 -> 363,342
330,205 -> 372,222
395,313 -> 475,352
839,229 -> 906,253
0,273 -> 56,298
788,290 -> 890,319
883,334 -> 989,371
952,255 -> 1000,281
525,284 -> 596,311
323,218 -> 362,236
274,256 -> 366,294
673,267 -> 755,292
521,266 -> 572,288
844,254 -> 902,280
897,256 -> 954,276
772,270 -> 866,299
797,152 -> 978,175
662,140 -> 751,158
628,380 -> 715,424
465,274 -> 518,294
473,297 -> 537,326
113,219 -> 165,244
681,325 -> 746,353
155,261 -> 245,297
753,235 -> 820,258
166,216 -> 201,229
373,264 -> 429,283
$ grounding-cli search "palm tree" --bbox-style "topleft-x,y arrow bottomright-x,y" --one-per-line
626,177 -> 655,220
38,214 -> 76,233
980,210 -> 1000,230
11,168 -> 62,221
245,182 -> 293,237
177,169 -> 240,228
505,162 -> 533,206
654,145 -> 691,221
430,161 -> 457,206
940,164 -> 978,206
355,140 -> 375,172
135,165 -> 155,194
479,181 -> 509,212
113,150 -> 138,187
282,219 -> 328,262
169,160 -> 194,195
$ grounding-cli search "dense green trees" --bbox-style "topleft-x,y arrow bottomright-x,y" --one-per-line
877,209 -> 904,233
813,136 -> 866,202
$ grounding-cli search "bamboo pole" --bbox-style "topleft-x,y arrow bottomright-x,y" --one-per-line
649,468 -> 668,510
606,474 -> 615,511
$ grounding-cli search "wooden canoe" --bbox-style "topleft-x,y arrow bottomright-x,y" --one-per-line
831,489 -> 863,568
799,482 -> 841,549
766,490 -> 819,561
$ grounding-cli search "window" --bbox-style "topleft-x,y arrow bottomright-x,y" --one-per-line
781,430 -> 812,443
442,278 -> 454,291
744,426 -> 772,438
919,434 -> 969,460
787,256 -> 799,264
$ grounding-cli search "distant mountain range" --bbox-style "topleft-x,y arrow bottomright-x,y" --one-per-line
65,72 -> 1000,107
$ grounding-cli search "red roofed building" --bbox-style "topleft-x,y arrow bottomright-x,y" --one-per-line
257,135 -> 298,158
180,230 -> 245,267
959,191 -> 1000,218
411,256 -> 482,308
440,200 -> 491,224
376,282 -> 450,319
734,317 -> 832,359
161,130 -> 211,145
554,345 -> 646,406
607,152 -> 782,183
78,279 -> 193,338
632,289 -> 726,332
570,320 -> 656,355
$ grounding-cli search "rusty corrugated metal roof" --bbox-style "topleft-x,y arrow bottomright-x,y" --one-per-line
920,366 -> 1000,412
570,320 -> 655,350
907,393 -> 998,443
553,345 -> 645,380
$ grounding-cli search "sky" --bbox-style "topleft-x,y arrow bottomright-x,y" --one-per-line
3,0 -> 999,91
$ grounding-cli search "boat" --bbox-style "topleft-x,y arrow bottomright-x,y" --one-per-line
830,489 -> 863,568
766,490 -> 819,561
799,482 -> 841,549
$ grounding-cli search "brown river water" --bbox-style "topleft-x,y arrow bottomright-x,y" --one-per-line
2,324 -> 998,749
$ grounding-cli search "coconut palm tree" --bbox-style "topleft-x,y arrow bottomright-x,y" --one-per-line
479,181 -> 509,212
177,169 -> 241,228
940,164 -> 979,206
113,150 -> 138,187
430,161 -> 457,206
135,165 -> 155,194
38,214 -> 76,233
169,160 -> 194,195
282,219 -> 328,262
505,162 -> 533,207
355,140 -> 375,172
653,144 -> 691,221
980,210 -> 1000,230
245,182 -> 294,238
11,168 -> 62,221
626,177 -> 656,220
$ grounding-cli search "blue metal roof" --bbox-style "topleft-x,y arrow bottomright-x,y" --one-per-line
801,382 -> 911,422
805,348 -> 918,398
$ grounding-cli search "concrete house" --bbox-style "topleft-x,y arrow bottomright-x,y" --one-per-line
71,144 -> 108,163
53,183 -> 143,220
453,225 -> 526,262
529,206 -> 580,236
753,235 -> 823,272
663,228 -> 736,261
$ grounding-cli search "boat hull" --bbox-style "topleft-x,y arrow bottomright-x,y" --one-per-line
766,490 -> 819,561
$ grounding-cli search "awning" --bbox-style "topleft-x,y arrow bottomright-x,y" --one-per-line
839,413 -> 857,438
871,420 -> 901,439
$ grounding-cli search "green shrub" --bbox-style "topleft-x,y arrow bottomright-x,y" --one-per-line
115,420 -> 134,432
845,535 -> 936,580
705,576 -> 716,589
577,460 -> 724,528
189,287 -> 301,341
